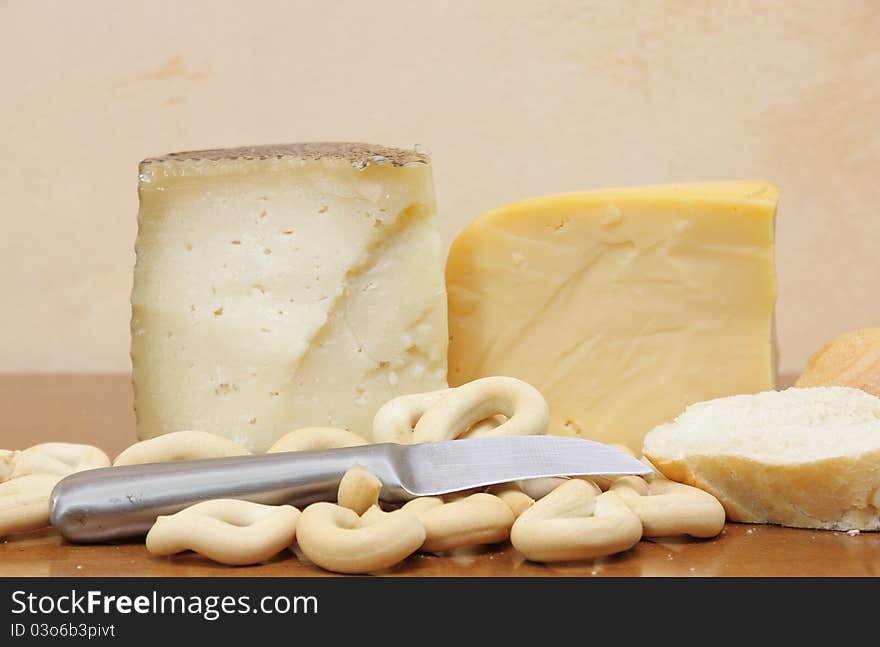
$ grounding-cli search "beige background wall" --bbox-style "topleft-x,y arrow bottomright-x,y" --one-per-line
1,0 -> 878,377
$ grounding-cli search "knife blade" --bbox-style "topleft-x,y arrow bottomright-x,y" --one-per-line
50,435 -> 651,543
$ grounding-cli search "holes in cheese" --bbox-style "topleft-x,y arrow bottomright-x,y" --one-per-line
132,143 -> 449,451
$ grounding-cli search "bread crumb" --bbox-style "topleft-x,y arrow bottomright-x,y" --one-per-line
847,529 -> 860,536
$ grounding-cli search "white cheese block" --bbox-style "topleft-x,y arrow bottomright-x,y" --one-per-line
132,143 -> 448,451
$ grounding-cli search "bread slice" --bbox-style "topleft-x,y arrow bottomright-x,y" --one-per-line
642,387 -> 880,531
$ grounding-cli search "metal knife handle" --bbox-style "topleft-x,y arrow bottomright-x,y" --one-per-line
49,444 -> 408,543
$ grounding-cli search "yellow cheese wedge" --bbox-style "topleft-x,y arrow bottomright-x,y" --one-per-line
132,143 -> 448,451
446,181 -> 778,451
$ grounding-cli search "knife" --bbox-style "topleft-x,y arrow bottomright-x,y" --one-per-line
49,435 -> 651,543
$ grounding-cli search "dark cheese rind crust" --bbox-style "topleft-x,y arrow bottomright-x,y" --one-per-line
140,142 -> 429,170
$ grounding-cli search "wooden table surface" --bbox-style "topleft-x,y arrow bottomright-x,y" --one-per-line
1,374 -> 878,577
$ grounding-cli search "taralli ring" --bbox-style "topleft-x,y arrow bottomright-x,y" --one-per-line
372,390 -> 452,443
0,450 -> 19,483
267,427 -> 367,453
337,466 -> 382,515
295,502 -> 425,574
0,474 -> 62,538
412,376 -> 550,443
460,415 -> 505,438
114,431 -> 250,466
517,477 -> 568,500
11,443 -> 111,479
510,479 -> 643,562
610,475 -> 726,538
486,483 -> 535,517
146,499 -> 301,566
403,493 -> 515,553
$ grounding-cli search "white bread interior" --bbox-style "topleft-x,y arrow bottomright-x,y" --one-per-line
642,387 -> 880,531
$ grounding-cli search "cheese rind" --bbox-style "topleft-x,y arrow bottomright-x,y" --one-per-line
446,181 -> 778,451
132,143 -> 448,451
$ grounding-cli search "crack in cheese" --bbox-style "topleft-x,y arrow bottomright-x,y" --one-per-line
132,143 -> 448,451
446,181 -> 778,451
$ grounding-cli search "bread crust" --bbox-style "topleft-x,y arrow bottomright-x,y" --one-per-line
644,449 -> 880,531
796,327 -> 880,397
